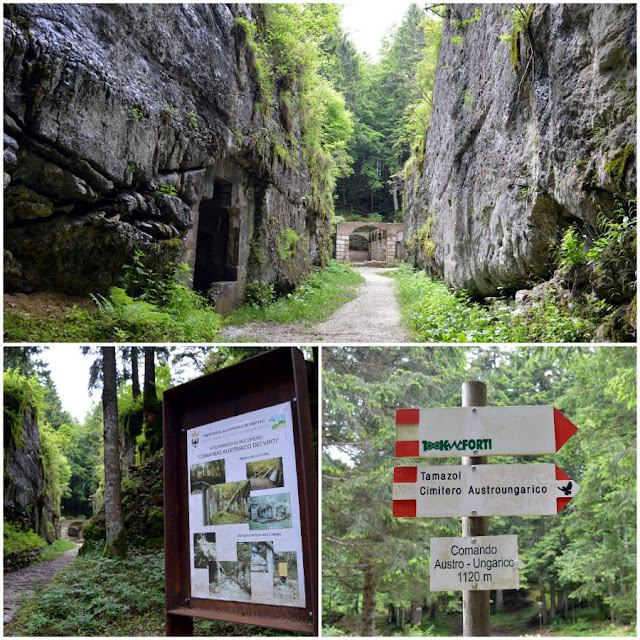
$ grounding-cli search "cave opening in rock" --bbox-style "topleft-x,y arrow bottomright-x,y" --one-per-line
193,179 -> 238,295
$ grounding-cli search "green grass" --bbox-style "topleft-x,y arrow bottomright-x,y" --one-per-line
393,264 -> 592,342
3,520 -> 47,558
38,538 -> 78,562
5,261 -> 363,342
226,261 -> 365,326
5,547 -> 293,636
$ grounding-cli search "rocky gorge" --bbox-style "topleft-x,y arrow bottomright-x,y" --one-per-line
4,4 -> 330,310
404,4 -> 636,337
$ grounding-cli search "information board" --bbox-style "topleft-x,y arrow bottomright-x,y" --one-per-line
430,535 -> 519,591
186,402 -> 306,608
163,348 -> 317,636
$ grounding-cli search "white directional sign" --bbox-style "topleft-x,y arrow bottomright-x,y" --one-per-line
396,406 -> 578,458
393,463 -> 579,517
430,535 -> 519,591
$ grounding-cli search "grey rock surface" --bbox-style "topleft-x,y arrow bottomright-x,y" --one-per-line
4,4 -> 329,299
404,4 -> 636,296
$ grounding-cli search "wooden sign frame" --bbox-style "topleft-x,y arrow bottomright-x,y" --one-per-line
163,348 -> 318,635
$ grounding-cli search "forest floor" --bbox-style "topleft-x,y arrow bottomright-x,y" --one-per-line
220,266 -> 411,343
3,545 -> 79,625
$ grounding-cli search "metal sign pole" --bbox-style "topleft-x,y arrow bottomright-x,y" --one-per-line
461,381 -> 491,636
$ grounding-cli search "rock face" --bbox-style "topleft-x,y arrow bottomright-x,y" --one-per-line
4,4 -> 329,304
4,405 -> 58,543
404,4 -> 636,296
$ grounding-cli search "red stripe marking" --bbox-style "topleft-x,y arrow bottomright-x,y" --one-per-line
557,497 -> 572,513
393,500 -> 417,517
396,441 -> 420,457
396,408 -> 420,425
394,466 -> 417,483
554,407 -> 578,452
555,466 -> 571,481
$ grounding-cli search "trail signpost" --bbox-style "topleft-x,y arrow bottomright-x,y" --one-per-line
395,406 -> 578,458
393,382 -> 579,637
430,535 -> 519,591
392,463 -> 580,517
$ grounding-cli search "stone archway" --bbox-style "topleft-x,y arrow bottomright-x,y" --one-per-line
336,222 -> 405,264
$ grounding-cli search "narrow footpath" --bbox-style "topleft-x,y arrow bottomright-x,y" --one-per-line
4,544 -> 79,625
220,266 -> 411,343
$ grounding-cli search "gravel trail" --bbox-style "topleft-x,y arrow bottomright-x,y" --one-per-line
3,546 -> 79,625
220,266 -> 411,343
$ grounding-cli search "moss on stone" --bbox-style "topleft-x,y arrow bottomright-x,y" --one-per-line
605,144 -> 635,191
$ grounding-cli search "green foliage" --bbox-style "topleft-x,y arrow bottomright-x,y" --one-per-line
276,228 -> 300,262
185,110 -> 198,130
245,281 -> 276,307
554,227 -> 586,273
393,264 -> 589,342
227,260 -> 364,327
236,5 -> 354,220
3,368 -> 43,451
3,519 -> 47,558
130,107 -> 144,121
153,182 -> 177,197
604,145 -> 635,191
461,88 -> 474,110
587,197 -> 637,300
416,219 -> 436,258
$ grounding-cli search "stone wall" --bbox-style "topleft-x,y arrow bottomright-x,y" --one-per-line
4,547 -> 42,573
3,4 -> 330,306
335,222 -> 404,264
404,4 -> 636,296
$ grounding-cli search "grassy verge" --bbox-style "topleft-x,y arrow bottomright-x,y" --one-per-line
38,538 -> 78,562
393,264 -> 591,342
5,547 -> 293,636
226,261 -> 365,326
4,261 -> 363,342
4,294 -> 222,343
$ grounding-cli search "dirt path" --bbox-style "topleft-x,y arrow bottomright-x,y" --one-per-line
220,266 -> 411,343
3,545 -> 79,625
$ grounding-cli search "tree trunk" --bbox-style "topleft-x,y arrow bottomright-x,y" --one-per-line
537,565 -> 548,625
131,346 -> 140,398
608,581 -> 615,623
495,589 -> 505,612
142,347 -> 161,456
361,551 -> 376,636
410,602 -> 423,625
102,346 -> 125,557
549,579 -> 557,617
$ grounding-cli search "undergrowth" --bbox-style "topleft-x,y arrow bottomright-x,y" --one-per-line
3,520 -> 47,558
226,260 -> 364,327
393,264 -> 590,342
4,547 -> 292,636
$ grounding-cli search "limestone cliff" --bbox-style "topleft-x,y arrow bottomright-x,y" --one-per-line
4,403 -> 58,543
4,4 -> 330,307
405,4 -> 636,297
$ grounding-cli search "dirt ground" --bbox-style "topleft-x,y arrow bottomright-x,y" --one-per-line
3,546 -> 79,625
220,266 -> 411,343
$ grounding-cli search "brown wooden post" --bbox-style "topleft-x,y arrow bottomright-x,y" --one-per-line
461,381 -> 491,637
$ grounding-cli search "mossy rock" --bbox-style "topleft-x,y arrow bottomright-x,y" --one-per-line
145,506 -> 164,538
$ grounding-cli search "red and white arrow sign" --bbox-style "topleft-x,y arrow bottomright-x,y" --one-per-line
393,463 -> 579,517
396,406 -> 578,458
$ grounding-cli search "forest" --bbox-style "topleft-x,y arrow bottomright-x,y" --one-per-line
323,346 -> 636,636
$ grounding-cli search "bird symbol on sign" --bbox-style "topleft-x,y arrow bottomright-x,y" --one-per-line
558,481 -> 572,496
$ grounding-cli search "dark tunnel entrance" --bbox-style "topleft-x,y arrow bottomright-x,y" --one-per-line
193,179 -> 238,295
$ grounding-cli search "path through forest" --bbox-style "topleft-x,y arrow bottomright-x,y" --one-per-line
221,266 -> 410,343
3,545 -> 79,624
